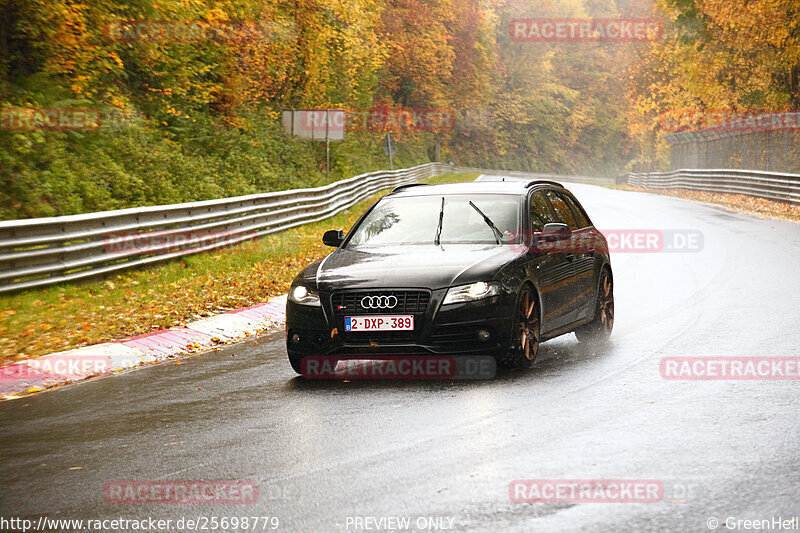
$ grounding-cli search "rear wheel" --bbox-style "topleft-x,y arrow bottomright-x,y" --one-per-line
575,268 -> 614,343
498,285 -> 540,369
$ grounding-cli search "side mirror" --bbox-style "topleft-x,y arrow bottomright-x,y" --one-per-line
541,223 -> 571,241
322,229 -> 345,247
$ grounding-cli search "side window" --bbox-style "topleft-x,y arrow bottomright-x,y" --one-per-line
529,191 -> 555,231
561,193 -> 591,228
544,190 -> 579,230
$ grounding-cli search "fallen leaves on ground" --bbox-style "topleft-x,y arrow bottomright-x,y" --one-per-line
0,207 -> 354,363
629,187 -> 800,222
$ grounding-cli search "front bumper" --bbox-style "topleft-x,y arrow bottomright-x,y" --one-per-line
286,288 -> 514,358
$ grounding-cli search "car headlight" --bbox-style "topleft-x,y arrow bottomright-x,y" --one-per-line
290,285 -> 321,306
442,281 -> 500,305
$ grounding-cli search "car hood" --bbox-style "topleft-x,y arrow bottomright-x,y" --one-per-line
315,244 -> 522,291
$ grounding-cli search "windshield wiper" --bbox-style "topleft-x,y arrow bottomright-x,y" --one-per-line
434,197 -> 445,245
468,201 -> 503,244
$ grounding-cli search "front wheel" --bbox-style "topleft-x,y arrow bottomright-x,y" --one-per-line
288,353 -> 304,374
575,268 -> 614,343
498,285 -> 540,369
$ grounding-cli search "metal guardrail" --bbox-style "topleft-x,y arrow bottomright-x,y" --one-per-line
0,163 -> 458,293
628,168 -> 800,206
0,162 -> 622,294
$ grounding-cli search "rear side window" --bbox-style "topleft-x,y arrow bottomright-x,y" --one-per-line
544,190 -> 578,230
561,193 -> 591,228
529,191 -> 555,231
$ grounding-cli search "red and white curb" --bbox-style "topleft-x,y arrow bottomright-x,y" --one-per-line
0,294 -> 287,400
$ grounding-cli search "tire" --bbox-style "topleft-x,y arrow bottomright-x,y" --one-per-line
575,268 -> 614,343
288,353 -> 304,374
497,285 -> 541,369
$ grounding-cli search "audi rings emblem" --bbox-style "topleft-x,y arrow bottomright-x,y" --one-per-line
361,295 -> 398,309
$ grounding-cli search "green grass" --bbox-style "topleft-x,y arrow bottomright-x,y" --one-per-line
0,172 -> 478,363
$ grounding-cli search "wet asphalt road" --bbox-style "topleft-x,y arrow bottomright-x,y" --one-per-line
1,183 -> 800,532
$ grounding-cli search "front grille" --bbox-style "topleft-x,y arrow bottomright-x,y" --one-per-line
331,290 -> 431,315
332,289 -> 430,345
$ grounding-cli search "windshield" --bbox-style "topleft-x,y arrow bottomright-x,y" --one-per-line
346,194 -> 520,246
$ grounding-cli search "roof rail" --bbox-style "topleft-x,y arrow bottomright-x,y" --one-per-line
391,183 -> 430,193
526,180 -> 564,188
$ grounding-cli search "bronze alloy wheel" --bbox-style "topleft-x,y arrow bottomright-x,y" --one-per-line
499,285 -> 541,369
598,269 -> 614,335
575,268 -> 614,343
518,287 -> 541,362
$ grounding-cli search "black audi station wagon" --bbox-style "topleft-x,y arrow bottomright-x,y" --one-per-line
285,178 -> 613,373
